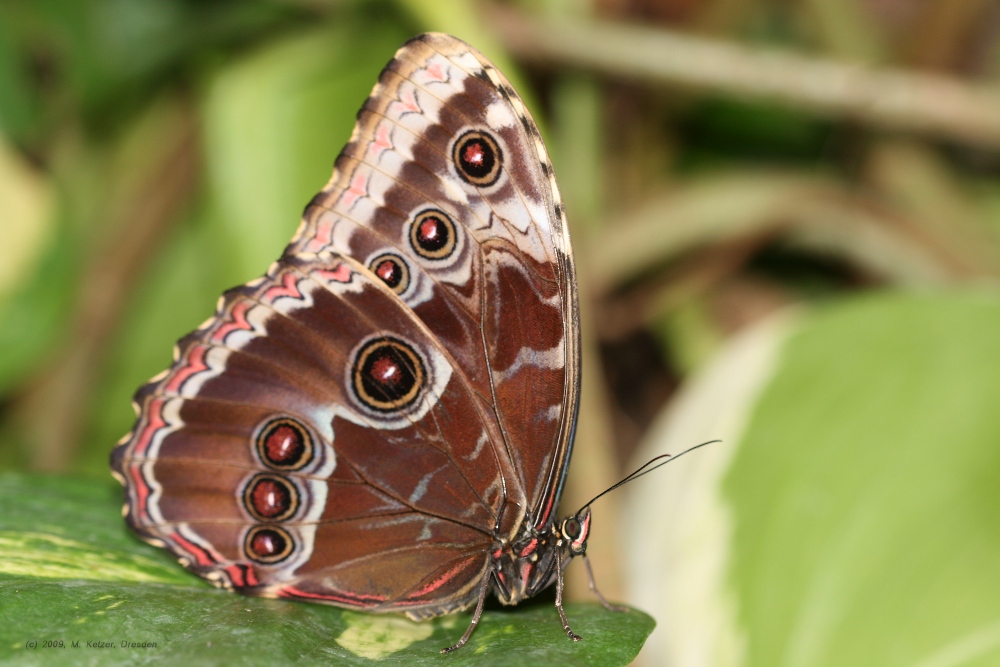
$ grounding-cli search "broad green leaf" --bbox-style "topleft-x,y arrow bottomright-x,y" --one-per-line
0,473 -> 654,665
625,293 -> 1000,666
725,293 -> 1000,666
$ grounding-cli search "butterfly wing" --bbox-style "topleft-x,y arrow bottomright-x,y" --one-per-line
112,33 -> 579,617
112,253 -> 501,614
291,33 -> 580,534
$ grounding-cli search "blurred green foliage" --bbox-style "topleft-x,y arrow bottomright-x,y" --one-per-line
728,293 -> 1000,666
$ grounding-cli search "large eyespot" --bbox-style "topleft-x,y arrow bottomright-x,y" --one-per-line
453,130 -> 502,186
352,337 -> 425,412
563,518 -> 581,540
245,526 -> 294,564
243,474 -> 298,522
409,209 -> 456,260
368,253 -> 410,294
256,418 -> 313,471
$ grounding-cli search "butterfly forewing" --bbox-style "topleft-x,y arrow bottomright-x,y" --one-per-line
294,33 -> 579,528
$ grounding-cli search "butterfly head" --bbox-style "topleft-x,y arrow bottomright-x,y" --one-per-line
559,506 -> 591,556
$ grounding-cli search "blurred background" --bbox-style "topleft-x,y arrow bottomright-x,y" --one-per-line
3,0 -> 1000,665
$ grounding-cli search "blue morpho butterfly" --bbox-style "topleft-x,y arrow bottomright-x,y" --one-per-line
111,31 -> 714,651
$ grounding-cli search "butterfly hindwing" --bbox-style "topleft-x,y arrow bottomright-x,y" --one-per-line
113,252 -> 501,613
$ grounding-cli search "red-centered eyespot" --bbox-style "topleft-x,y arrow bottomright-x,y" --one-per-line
265,426 -> 299,463
245,526 -> 293,564
376,260 -> 398,283
351,337 -> 425,413
243,474 -> 298,522
368,253 -> 410,294
409,209 -> 456,260
255,418 -> 313,471
464,142 -> 486,168
420,218 -> 441,244
453,130 -> 501,186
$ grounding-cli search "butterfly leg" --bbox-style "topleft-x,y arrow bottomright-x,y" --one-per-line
583,553 -> 629,612
555,551 -> 582,641
440,566 -> 492,653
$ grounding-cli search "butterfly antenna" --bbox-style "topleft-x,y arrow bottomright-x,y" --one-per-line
575,440 -> 720,515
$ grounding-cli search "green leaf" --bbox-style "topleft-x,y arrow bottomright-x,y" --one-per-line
726,293 -> 1000,666
0,473 -> 653,665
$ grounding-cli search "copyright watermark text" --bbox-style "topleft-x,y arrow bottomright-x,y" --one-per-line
23,639 -> 158,650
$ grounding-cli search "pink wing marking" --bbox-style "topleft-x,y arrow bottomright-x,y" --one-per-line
277,585 -> 385,607
404,558 -> 476,599
210,300 -> 254,345
128,397 -> 169,522
338,172 -> 369,211
389,87 -> 421,116
303,215 -> 334,253
424,61 -> 447,82
262,272 -> 304,302
535,487 -> 558,530
129,461 -> 152,522
314,263 -> 353,285
132,397 -> 168,457
170,531 -> 222,567
164,346 -> 209,394
367,122 -> 394,160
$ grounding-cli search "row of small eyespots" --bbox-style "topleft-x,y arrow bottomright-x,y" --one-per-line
240,336 -> 429,567
363,127 -> 503,294
243,418 -> 313,564
366,208 -> 457,296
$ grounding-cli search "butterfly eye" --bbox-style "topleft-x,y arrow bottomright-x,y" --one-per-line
243,474 -> 298,522
369,253 -> 410,294
410,209 -> 457,260
352,337 -> 426,412
563,518 -> 581,540
245,526 -> 294,564
256,418 -> 313,471
453,130 -> 502,187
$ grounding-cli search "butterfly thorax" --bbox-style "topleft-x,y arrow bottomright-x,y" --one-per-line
490,507 -> 592,605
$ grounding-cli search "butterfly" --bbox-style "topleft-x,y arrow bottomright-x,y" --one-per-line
110,32 -> 623,652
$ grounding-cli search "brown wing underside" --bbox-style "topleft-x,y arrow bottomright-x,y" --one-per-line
112,253 -> 498,612
291,33 -> 580,530
111,33 -> 579,616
